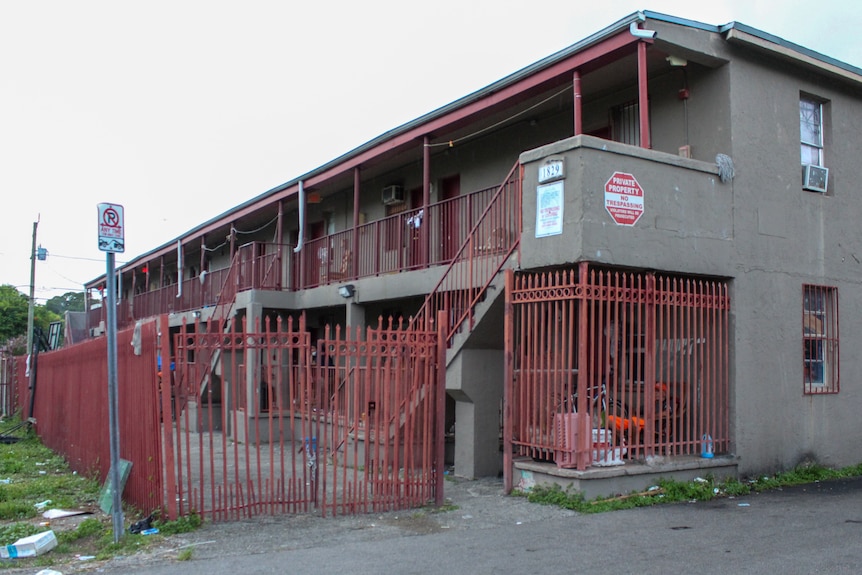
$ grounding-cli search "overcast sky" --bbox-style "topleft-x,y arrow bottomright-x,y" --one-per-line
2,1 -> 860,302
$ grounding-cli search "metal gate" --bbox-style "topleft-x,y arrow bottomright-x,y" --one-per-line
161,313 -> 446,521
504,263 -> 730,477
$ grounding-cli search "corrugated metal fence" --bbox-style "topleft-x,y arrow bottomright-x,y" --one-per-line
5,319 -> 163,513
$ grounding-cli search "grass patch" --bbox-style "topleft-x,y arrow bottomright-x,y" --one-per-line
520,461 -> 862,513
0,417 -> 202,569
154,512 -> 202,535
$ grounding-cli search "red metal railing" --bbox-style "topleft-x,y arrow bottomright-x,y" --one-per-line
87,173 -> 516,336
123,242 -> 292,327
297,182 -> 511,290
506,265 -> 730,472
412,162 -> 522,344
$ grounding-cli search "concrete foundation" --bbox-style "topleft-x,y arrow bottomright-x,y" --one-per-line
513,455 -> 739,500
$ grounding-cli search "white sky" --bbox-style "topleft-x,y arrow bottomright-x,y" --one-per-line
2,1 -> 860,302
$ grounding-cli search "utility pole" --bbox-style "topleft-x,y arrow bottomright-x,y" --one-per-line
26,218 -> 39,356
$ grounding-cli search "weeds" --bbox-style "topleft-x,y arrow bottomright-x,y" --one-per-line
0,432 -> 99,523
520,461 -> 862,513
0,418 -> 202,569
177,548 -> 193,561
154,512 -> 202,535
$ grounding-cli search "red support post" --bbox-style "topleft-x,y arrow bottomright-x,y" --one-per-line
573,69 -> 582,136
353,167 -> 361,279
435,310 -> 448,506
503,269 -> 514,493
637,40 -> 651,149
422,135 -> 431,267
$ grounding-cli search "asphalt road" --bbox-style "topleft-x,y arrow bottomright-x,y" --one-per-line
92,476 -> 862,574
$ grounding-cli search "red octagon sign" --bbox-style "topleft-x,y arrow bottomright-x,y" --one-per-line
604,172 -> 644,226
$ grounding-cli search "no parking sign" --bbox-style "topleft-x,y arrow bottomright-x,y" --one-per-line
97,203 -> 125,253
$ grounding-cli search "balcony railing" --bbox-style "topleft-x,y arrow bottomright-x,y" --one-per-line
91,181 -> 513,334
299,183 -> 504,290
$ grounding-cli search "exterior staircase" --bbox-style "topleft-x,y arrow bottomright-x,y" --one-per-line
411,161 -> 522,359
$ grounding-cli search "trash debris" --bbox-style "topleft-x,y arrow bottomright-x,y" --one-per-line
738,503 -> 751,507
0,478 -> 10,484
129,512 -> 156,534
76,554 -> 96,561
693,477 -> 707,483
35,570 -> 63,575
33,500 -> 52,511
0,530 -> 57,558
43,509 -> 92,520
141,528 -> 159,535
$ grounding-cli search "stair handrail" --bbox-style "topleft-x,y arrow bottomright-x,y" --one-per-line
410,161 -> 521,345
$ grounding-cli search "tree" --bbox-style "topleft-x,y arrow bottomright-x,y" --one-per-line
45,291 -> 85,315
0,285 -> 63,353
0,284 -> 29,343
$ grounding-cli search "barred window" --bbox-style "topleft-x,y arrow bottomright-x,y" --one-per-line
803,284 -> 839,394
611,101 -> 641,147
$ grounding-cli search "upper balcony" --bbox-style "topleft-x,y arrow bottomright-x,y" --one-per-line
88,168 -> 520,334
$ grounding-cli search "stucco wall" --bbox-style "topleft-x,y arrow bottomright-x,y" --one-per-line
722,45 -> 862,474
519,135 -> 731,275
519,32 -> 862,476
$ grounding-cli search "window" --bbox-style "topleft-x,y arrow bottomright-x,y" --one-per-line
611,101 -> 641,147
800,97 -> 823,166
383,201 -> 409,251
803,284 -> 839,394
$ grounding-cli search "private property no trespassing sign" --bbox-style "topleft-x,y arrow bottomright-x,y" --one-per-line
604,172 -> 644,226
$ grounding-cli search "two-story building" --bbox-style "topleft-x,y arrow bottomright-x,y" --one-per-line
82,11 -> 862,495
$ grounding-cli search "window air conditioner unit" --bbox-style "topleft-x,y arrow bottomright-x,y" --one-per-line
802,164 -> 829,193
381,185 -> 405,205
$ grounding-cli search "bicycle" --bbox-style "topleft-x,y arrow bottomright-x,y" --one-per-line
560,377 -> 628,425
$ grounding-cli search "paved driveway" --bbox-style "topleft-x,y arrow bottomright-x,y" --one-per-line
99,476 -> 862,574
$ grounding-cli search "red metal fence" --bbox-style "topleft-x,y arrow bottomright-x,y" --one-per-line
0,353 -> 25,418
505,264 -> 730,474
8,320 -> 163,514
164,312 -> 447,521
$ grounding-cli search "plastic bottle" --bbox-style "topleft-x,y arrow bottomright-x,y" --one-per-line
700,434 -> 714,458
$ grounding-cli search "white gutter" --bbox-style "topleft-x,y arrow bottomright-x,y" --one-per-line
629,16 -> 656,39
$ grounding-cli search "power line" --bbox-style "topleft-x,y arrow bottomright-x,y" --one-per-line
48,253 -> 127,264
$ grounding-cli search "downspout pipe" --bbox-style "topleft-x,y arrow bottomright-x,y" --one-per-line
293,180 -> 305,254
176,239 -> 183,299
629,19 -> 656,39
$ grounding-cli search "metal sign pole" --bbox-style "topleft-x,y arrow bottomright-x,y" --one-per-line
98,202 -> 125,543
105,251 -> 123,542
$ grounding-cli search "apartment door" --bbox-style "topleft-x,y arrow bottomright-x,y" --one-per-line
310,220 -> 327,285
440,175 -> 460,261
407,186 -> 424,268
